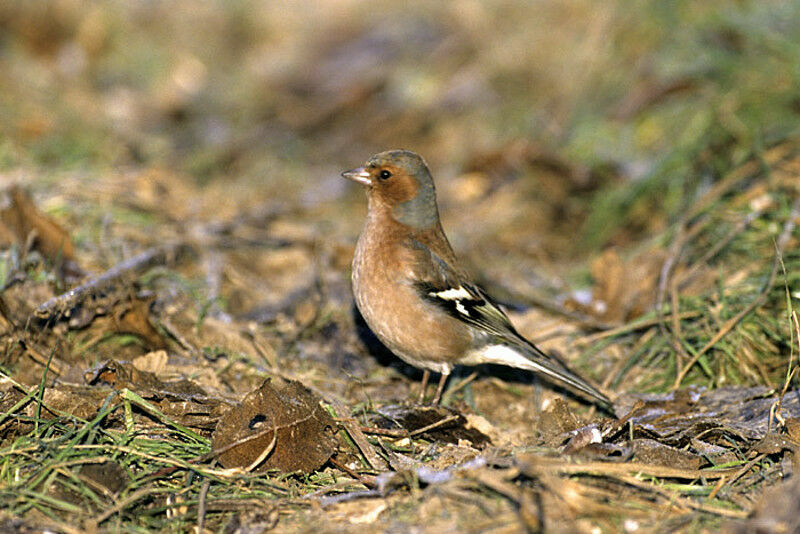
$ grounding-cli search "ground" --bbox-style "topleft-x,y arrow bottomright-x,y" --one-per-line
1,2 -> 800,533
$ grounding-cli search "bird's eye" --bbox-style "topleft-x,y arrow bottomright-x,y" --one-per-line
379,170 -> 392,180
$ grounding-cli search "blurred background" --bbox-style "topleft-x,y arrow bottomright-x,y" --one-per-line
2,0 -> 798,261
2,4 -> 800,529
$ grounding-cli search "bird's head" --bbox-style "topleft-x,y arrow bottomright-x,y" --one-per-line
342,149 -> 439,229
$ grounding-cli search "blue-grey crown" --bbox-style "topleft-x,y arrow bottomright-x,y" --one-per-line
368,150 -> 439,229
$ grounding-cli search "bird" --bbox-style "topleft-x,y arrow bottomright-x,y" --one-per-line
342,149 -> 612,409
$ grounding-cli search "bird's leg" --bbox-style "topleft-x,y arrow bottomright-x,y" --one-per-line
431,371 -> 450,405
418,370 -> 430,404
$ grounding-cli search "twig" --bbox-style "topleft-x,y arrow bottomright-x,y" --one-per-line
330,402 -> 388,471
724,453 -> 767,488
442,371 -> 478,404
771,310 -> 800,432
686,141 -> 793,221
19,338 -> 66,376
518,454 -> 748,518
157,316 -> 199,356
33,243 -> 190,321
617,475 -> 747,519
359,426 -> 407,438
667,276 -> 688,377
409,414 -> 460,437
87,486 -> 173,529
656,218 -> 706,376
329,456 -> 377,489
656,147 -> 791,384
196,479 -> 211,533
359,414 -> 461,439
707,475 -> 727,501
516,455 -> 738,480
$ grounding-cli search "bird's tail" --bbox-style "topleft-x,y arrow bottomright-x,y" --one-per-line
491,338 -> 613,411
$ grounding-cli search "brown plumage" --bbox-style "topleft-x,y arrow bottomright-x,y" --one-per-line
343,149 -> 612,409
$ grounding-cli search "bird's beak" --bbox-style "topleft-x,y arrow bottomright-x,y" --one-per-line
341,167 -> 371,187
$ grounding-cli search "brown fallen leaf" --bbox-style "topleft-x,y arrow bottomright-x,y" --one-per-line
537,398 -> 583,447
58,292 -> 168,349
630,438 -> 702,470
212,377 -> 337,473
0,185 -> 75,262
22,385 -> 119,424
112,294 -> 167,349
785,417 -> 800,442
82,359 -> 229,432
85,359 -> 209,399
132,350 -> 169,375
566,247 -> 665,323
615,386 -> 800,445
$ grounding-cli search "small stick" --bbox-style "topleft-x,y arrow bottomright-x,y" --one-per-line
616,475 -> 747,519
329,456 -> 376,489
330,402 -> 388,471
769,310 -> 800,432
724,453 -> 767,488
87,486 -> 171,529
707,475 -> 727,501
409,414 -> 460,437
360,413 -> 461,439
441,371 -> 478,404
520,455 -> 737,480
685,141 -> 792,221
655,219 -> 700,375
158,316 -> 199,356
21,339 -> 66,376
196,479 -> 211,533
669,279 -> 686,376
33,243 -> 189,321
359,426 -> 407,438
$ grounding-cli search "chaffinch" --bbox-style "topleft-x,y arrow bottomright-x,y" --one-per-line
343,149 -> 612,409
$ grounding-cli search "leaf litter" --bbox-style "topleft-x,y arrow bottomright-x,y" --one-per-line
3,147 -> 799,532
1,2 -> 800,532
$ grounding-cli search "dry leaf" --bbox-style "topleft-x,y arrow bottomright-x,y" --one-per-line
566,247 -> 666,323
0,185 -> 75,262
132,350 -> 168,374
113,295 -> 167,349
212,377 -> 337,473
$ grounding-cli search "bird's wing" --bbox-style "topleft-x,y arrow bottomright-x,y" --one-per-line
405,236 -> 516,338
406,236 -> 612,409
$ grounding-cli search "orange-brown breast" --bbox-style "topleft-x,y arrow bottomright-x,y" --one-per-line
352,206 -> 473,373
